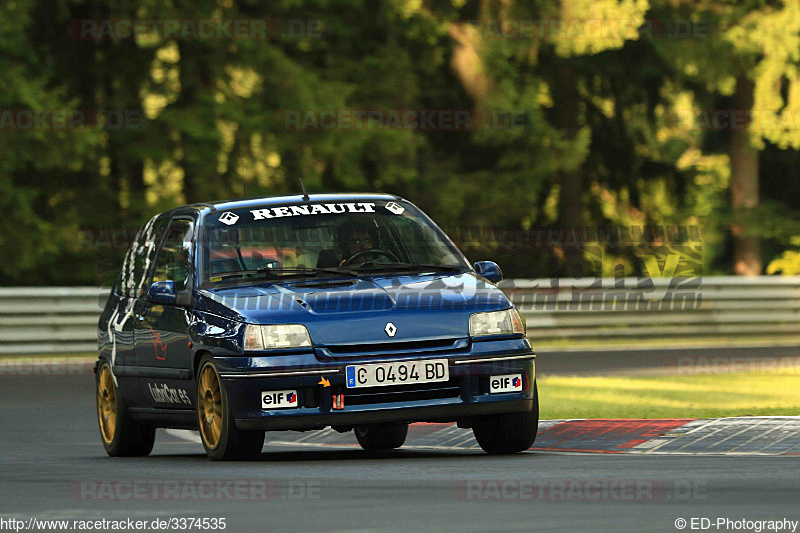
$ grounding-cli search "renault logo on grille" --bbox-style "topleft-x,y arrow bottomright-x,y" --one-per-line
384,322 -> 397,337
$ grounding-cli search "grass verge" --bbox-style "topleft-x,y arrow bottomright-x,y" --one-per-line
538,369 -> 800,419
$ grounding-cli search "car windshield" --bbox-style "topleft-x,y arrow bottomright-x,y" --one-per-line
200,200 -> 469,286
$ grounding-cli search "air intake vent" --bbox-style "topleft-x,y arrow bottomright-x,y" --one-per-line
344,378 -> 461,405
325,338 -> 459,354
315,338 -> 468,359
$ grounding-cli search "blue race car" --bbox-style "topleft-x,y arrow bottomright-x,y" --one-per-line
96,194 -> 537,460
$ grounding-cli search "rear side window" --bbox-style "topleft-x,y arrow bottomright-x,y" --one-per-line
118,215 -> 168,298
151,219 -> 194,291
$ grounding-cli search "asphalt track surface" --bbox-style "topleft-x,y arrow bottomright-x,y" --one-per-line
1,362 -> 799,532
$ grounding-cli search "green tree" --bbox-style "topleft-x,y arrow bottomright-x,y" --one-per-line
650,0 -> 800,275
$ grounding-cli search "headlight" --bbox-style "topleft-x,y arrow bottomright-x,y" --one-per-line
469,309 -> 525,337
244,324 -> 312,351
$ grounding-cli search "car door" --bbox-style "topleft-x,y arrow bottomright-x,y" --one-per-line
102,214 -> 166,407
134,216 -> 196,409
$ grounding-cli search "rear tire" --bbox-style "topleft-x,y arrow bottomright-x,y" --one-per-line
355,423 -> 409,451
96,361 -> 155,457
472,382 -> 539,455
196,355 -> 265,461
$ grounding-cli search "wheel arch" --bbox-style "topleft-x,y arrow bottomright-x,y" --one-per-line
192,349 -> 214,381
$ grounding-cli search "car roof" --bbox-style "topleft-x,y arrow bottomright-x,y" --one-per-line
172,193 -> 403,215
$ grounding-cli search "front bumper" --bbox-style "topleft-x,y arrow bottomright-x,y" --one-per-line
235,398 -> 534,430
214,337 -> 535,431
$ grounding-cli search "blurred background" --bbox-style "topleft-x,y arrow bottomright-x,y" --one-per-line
3,0 -> 800,285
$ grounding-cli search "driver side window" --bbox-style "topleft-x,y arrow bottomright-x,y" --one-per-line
151,219 -> 194,291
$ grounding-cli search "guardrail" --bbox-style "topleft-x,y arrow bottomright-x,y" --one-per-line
0,287 -> 108,355
1,277 -> 799,354
499,276 -> 800,342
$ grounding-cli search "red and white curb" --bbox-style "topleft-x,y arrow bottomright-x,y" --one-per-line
164,416 -> 800,456
628,416 -> 800,455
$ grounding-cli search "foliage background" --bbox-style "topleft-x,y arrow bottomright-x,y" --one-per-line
3,0 -> 800,285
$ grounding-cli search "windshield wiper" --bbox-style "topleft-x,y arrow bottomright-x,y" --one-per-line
211,266 -> 359,281
256,266 -> 360,277
350,262 -> 465,274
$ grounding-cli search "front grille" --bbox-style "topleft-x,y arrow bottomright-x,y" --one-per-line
344,377 -> 461,406
322,338 -> 465,356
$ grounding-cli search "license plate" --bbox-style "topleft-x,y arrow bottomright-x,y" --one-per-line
261,390 -> 299,409
346,359 -> 449,388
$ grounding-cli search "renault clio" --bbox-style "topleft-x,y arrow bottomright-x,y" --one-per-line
96,194 -> 538,460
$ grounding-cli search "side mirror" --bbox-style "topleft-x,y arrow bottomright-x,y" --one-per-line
146,280 -> 176,305
474,261 -> 503,283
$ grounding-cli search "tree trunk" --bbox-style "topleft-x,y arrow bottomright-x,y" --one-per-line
555,63 -> 585,277
449,22 -> 489,124
730,75 -> 761,276
176,41 -> 214,204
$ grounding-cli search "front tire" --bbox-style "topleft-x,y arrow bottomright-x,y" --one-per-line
196,356 -> 264,461
96,361 -> 155,457
355,423 -> 409,451
472,382 -> 539,454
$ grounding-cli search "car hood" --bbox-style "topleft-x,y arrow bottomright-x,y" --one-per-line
196,272 -> 510,345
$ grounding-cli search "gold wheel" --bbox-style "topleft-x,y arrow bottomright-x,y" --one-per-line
97,364 -> 117,445
198,363 -> 223,450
